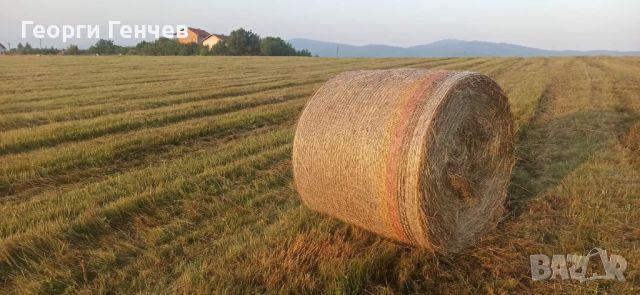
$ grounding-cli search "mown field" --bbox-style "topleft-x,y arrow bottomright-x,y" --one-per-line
0,56 -> 638,294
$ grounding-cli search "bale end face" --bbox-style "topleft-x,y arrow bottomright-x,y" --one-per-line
293,69 -> 515,253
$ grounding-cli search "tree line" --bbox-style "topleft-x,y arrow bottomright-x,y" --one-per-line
7,28 -> 312,57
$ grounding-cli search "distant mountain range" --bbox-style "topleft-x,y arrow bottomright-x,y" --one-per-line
289,38 -> 640,58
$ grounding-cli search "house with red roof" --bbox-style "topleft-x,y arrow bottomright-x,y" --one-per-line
177,27 -> 227,48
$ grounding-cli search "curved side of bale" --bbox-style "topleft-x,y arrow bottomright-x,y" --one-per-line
292,69 -> 515,252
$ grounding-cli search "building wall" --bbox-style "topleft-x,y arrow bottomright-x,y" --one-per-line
203,36 -> 223,48
177,30 -> 199,44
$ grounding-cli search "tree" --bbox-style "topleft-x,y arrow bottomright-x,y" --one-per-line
211,41 -> 230,55
137,38 -> 180,55
199,46 -> 211,56
226,28 -> 260,55
88,39 -> 119,55
179,42 -> 200,56
15,43 -> 34,54
135,41 -> 154,55
66,44 -> 81,55
157,38 -> 181,55
260,37 -> 296,56
16,43 -> 24,54
133,38 -> 209,56
259,37 -> 311,56
296,49 -> 312,57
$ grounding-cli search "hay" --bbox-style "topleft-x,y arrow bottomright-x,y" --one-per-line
292,69 -> 515,252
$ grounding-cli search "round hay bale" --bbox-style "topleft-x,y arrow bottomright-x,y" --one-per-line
292,69 -> 515,252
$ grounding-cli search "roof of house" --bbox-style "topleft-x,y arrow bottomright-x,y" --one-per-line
188,27 -> 212,39
202,33 -> 228,42
0,43 -> 6,50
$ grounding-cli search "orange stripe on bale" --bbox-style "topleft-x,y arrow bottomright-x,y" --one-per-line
385,71 -> 444,242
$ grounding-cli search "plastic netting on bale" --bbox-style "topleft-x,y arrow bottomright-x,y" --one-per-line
292,69 -> 515,252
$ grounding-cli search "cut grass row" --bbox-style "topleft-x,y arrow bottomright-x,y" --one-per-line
0,84 -> 316,155
0,56 -> 349,93
0,57 -> 372,105
0,57 -> 437,120
1,67 -> 328,115
500,56 -> 640,293
0,98 -> 305,196
0,57 -> 435,102
0,131 -> 295,291
0,130 -> 292,241
0,73 -> 327,129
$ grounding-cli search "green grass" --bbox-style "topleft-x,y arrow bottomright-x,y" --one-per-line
0,56 -> 638,294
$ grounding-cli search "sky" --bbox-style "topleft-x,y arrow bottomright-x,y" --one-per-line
1,0 -> 639,51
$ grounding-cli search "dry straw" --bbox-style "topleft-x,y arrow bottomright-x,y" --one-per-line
292,69 -> 515,252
